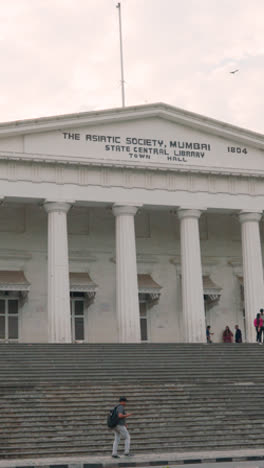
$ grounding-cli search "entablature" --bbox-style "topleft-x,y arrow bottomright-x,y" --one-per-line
0,157 -> 264,202
1,149 -> 264,180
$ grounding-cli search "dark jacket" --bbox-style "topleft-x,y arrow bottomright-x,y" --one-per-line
235,329 -> 242,343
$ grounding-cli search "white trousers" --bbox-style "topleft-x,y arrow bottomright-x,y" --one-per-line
112,425 -> 131,455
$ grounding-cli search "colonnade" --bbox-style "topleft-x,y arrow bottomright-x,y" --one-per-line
43,202 -> 264,343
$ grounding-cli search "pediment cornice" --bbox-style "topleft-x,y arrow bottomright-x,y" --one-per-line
0,102 -> 263,151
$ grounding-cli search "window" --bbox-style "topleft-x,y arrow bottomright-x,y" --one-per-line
135,212 -> 151,238
70,294 -> 85,342
0,296 -> 19,342
140,302 -> 148,342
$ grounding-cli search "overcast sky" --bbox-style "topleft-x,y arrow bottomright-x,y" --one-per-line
1,0 -> 263,132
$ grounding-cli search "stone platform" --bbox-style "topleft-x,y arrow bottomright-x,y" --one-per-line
1,344 -> 264,461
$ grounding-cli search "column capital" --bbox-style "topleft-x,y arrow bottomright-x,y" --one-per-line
112,204 -> 141,217
44,201 -> 73,214
239,211 -> 262,224
177,208 -> 203,221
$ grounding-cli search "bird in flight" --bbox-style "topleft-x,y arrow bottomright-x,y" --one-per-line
230,69 -> 239,74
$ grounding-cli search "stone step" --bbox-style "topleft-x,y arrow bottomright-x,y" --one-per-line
2,435 -> 264,451
3,417 -> 261,428
0,387 -> 261,394
17,392 -> 261,398
0,407 -> 263,417
2,422 -> 264,439
2,422 -> 263,436
1,394 -> 263,403
2,436 -> 264,451
1,439 -> 264,458
0,413 -> 262,424
0,372 -> 262,378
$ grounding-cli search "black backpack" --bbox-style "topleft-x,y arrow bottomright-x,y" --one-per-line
107,405 -> 119,428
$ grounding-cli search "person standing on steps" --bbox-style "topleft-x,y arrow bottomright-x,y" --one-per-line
206,325 -> 214,343
260,309 -> 264,342
223,326 -> 233,343
112,397 -> 133,458
254,313 -> 263,344
235,325 -> 242,343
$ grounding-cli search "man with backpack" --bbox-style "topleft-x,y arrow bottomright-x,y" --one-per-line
110,397 -> 133,458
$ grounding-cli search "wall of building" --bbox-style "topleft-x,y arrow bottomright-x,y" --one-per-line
0,203 -> 256,343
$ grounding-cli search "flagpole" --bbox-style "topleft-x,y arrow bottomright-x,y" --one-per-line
116,2 -> 125,107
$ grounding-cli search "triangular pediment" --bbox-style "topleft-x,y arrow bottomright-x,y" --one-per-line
0,103 -> 263,175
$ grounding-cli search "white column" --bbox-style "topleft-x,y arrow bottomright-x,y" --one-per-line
44,202 -> 72,343
239,211 -> 264,342
178,209 -> 206,343
112,205 -> 141,343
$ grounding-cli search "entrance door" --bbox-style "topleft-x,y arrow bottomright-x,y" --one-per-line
0,296 -> 19,342
140,302 -> 149,342
70,293 -> 85,342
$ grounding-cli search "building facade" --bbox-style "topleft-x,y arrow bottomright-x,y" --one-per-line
0,103 -> 263,344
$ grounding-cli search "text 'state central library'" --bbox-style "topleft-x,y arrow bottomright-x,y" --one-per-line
0,102 -> 263,344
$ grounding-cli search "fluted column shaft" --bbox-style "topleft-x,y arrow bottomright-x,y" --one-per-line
178,209 -> 206,343
239,212 -> 264,342
44,202 -> 72,343
113,205 -> 140,343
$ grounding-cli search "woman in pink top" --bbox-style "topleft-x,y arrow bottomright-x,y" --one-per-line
254,313 -> 263,343
223,326 -> 233,343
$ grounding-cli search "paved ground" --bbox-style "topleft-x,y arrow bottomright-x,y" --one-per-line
0,461 -> 258,467
2,462 -> 263,468
1,449 -> 264,468
155,463 -> 264,468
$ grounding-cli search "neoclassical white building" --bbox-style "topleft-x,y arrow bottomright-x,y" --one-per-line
0,102 -> 263,344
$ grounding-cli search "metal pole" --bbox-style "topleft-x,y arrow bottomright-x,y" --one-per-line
116,2 -> 125,107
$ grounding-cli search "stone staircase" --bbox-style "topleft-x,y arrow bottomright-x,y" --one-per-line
0,343 -> 264,460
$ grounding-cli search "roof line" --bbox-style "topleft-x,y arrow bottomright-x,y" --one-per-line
0,102 -> 262,143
